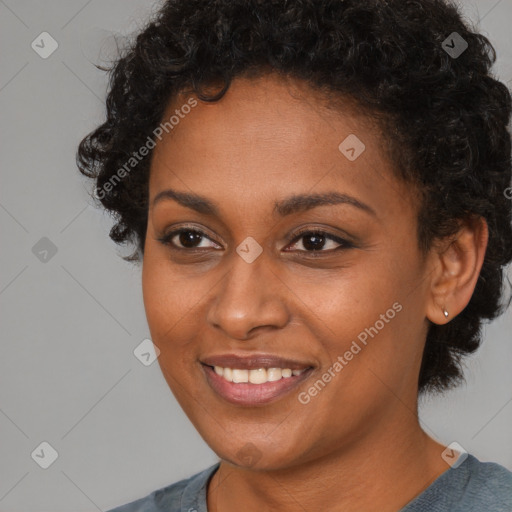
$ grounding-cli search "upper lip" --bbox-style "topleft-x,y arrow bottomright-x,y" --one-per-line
201,354 -> 314,370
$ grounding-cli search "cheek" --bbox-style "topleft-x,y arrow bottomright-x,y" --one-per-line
284,256 -> 404,342
142,247 -> 192,353
141,245 -> 217,380
141,251 -> 205,403
291,254 -> 424,396
142,241 -> 194,328
142,255 -> 171,335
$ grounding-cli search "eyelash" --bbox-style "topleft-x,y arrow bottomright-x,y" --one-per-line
156,226 -> 353,254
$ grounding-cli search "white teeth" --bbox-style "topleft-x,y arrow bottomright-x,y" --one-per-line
232,369 -> 249,383
267,368 -> 283,381
211,366 -> 307,384
249,368 -> 267,384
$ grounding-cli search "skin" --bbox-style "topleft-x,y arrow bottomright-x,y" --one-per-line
141,72 -> 488,512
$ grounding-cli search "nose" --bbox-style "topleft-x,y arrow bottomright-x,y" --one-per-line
206,252 -> 290,340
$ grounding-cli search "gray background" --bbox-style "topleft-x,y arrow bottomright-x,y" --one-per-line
0,0 -> 511,510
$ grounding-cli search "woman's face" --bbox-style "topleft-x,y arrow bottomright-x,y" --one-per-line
142,73 -> 433,470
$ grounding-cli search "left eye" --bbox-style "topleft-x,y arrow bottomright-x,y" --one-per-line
286,231 -> 350,252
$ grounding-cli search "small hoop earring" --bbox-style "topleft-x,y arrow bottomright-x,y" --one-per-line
443,309 -> 449,318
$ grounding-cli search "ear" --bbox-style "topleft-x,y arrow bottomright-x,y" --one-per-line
426,216 -> 488,325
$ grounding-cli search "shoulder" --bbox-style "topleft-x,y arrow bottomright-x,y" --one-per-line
105,463 -> 220,512
459,455 -> 512,510
402,454 -> 512,512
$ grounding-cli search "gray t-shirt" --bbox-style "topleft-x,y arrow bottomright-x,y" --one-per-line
106,454 -> 512,511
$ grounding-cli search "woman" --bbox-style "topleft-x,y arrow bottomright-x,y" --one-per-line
77,0 -> 512,510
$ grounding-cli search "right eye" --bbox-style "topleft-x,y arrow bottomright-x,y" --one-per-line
157,228 -> 222,251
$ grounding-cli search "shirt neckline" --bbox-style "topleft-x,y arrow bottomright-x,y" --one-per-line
180,461 -> 220,512
179,455 -> 474,512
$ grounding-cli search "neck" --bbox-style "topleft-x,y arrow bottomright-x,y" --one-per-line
207,412 -> 448,512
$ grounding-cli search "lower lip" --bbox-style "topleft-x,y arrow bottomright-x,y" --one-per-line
201,364 -> 313,406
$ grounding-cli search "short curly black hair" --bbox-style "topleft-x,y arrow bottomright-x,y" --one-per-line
77,0 -> 512,394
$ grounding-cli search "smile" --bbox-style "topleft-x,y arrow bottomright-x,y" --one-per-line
201,363 -> 314,406
212,366 -> 307,384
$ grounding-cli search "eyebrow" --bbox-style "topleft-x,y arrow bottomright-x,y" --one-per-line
152,188 -> 376,217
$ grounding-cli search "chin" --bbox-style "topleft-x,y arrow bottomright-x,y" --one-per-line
204,431 -> 304,471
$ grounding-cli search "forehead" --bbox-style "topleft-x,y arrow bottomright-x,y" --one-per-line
148,73 -> 411,220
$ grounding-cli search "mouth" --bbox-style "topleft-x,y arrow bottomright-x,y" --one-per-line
200,354 -> 315,406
